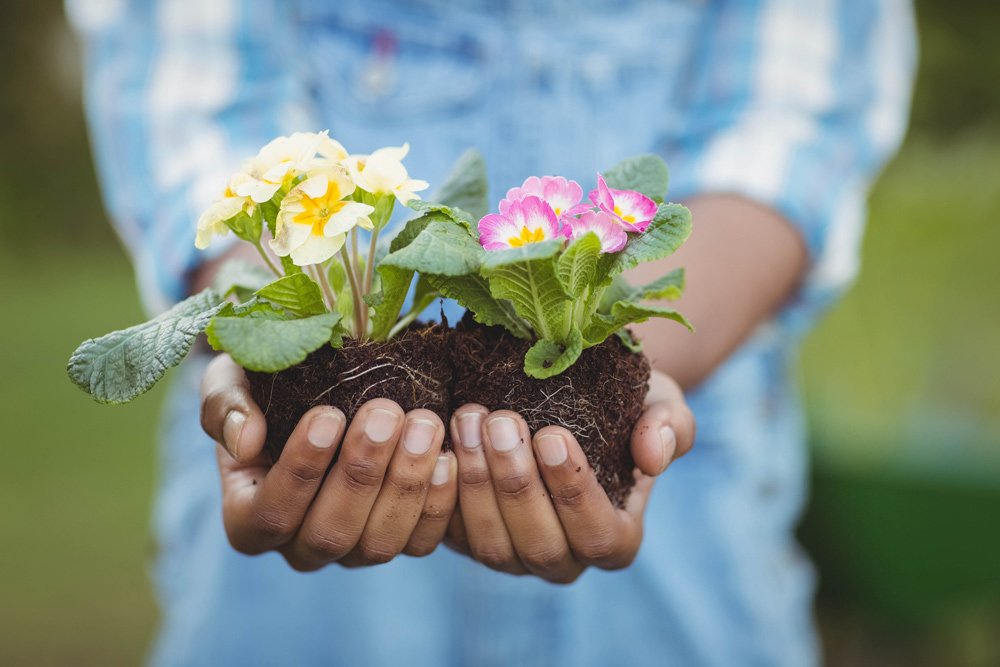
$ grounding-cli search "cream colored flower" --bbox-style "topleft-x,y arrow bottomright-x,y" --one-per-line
269,168 -> 375,266
345,143 -> 429,204
194,180 -> 250,249
233,131 -> 350,204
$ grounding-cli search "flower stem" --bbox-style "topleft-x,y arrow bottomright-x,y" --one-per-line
363,226 -> 380,294
339,246 -> 367,339
255,242 -> 282,276
311,263 -> 337,313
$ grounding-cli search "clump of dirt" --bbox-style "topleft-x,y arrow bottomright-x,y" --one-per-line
247,325 -> 452,462
449,316 -> 650,507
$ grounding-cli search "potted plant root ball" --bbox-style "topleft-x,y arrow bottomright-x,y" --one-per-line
398,155 -> 693,506
67,132 -> 483,460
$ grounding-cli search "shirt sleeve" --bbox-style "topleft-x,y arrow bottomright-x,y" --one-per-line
663,0 -> 917,332
66,0 -> 320,313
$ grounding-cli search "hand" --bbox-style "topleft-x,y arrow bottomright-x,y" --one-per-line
199,354 -> 458,570
444,370 -> 694,583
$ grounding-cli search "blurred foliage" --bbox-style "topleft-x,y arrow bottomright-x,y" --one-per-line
0,0 -> 997,665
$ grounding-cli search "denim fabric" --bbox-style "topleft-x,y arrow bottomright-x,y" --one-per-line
66,0 -> 916,664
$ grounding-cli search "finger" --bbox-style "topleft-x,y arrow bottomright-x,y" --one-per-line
481,412 -> 584,584
450,404 -> 527,576
532,426 -> 638,570
631,388 -> 696,477
404,451 -> 458,557
200,353 -> 267,462
284,399 -> 403,570
443,504 -> 471,556
220,405 -> 345,555
341,409 -> 445,566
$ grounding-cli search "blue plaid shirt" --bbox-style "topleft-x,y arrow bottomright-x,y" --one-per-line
69,1 -> 915,665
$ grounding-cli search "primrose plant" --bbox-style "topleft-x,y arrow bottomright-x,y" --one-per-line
67,131 -> 471,404
393,154 -> 694,379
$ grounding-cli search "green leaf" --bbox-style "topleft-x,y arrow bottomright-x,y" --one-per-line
259,188 -> 286,237
206,308 -> 341,372
67,288 -> 225,404
556,232 -> 602,296
583,300 -> 693,347
432,149 -> 489,220
599,268 -> 686,311
380,220 -> 484,276
524,328 -> 584,379
480,240 -> 571,342
407,200 -> 477,236
596,203 -> 692,285
213,259 -> 274,299
279,255 -> 303,276
614,328 -> 643,353
223,208 -> 263,244
428,274 -> 531,338
603,154 -> 670,202
255,272 -> 326,317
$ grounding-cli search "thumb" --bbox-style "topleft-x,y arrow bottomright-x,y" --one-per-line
630,373 -> 696,476
200,354 -> 268,463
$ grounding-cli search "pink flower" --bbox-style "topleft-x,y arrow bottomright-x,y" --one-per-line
500,176 -> 588,220
588,173 -> 658,233
562,209 -> 628,253
478,195 -> 561,250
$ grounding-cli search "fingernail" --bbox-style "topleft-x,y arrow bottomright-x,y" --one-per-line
537,434 -> 568,467
487,416 -> 520,453
403,418 -> 437,455
307,411 -> 342,449
659,425 -> 677,472
457,412 -> 482,449
365,408 -> 400,444
431,455 -> 451,486
223,410 -> 246,458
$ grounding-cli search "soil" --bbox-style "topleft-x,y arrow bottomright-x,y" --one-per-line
449,316 -> 651,507
247,324 -> 453,462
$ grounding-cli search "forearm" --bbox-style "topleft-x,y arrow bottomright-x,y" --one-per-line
627,194 -> 808,390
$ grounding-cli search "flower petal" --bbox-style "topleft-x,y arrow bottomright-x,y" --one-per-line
506,195 -> 560,239
478,213 -> 521,250
565,209 -> 628,253
323,202 -> 376,237
289,233 -> 346,266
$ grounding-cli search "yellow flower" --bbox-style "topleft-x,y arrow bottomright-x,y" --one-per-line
233,131 -> 349,204
345,143 -> 429,204
270,168 -> 375,266
194,178 -> 250,249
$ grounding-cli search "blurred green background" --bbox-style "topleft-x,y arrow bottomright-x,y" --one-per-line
0,1 -> 997,665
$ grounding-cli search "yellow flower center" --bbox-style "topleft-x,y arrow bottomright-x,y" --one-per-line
507,226 -> 546,247
294,181 -> 347,236
613,205 -> 635,224
553,206 -> 563,216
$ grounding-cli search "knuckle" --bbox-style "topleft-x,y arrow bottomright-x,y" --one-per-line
403,539 -> 438,558
577,533 -> 621,564
250,508 -> 295,543
284,459 -> 326,486
492,470 -> 535,502
340,457 -> 385,494
299,529 -> 355,561
472,543 -> 517,571
419,504 -> 451,524
549,480 -> 591,508
386,473 -> 428,500
524,545 -> 570,573
358,537 -> 398,565
458,465 -> 493,490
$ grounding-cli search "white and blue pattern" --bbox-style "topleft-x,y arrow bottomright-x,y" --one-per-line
68,1 -> 915,665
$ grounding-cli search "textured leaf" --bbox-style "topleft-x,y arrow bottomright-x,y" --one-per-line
67,288 -> 225,404
603,154 -> 670,202
614,328 -> 643,353
481,240 -> 571,342
407,199 -> 477,235
583,300 -> 693,347
255,272 -> 327,317
223,207 -> 262,244
213,259 -> 274,298
597,203 -> 692,285
556,232 -> 602,296
429,274 -> 531,338
431,149 -> 489,220
599,268 -> 686,311
524,328 -> 584,379
380,220 -> 484,276
279,255 -> 303,276
206,308 -> 341,372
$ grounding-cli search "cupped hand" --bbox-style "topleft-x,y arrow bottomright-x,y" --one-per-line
200,354 -> 458,570
444,370 -> 694,583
